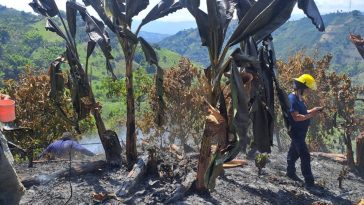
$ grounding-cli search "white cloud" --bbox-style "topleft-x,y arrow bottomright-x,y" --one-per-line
0,0 -> 65,13
292,0 -> 364,15
0,0 -> 363,22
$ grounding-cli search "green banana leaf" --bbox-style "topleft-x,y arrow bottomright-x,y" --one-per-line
204,151 -> 223,189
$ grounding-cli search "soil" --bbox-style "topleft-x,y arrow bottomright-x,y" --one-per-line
16,147 -> 364,205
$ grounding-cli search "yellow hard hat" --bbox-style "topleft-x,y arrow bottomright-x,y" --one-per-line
293,74 -> 317,90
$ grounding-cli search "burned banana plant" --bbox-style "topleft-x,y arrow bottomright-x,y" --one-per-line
349,33 -> 364,60
187,0 -> 325,191
48,56 -> 80,127
29,0 -> 122,166
83,0 -> 186,168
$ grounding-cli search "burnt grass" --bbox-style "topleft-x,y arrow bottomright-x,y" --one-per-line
16,147 -> 364,205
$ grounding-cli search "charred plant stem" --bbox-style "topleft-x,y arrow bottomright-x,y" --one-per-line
58,13 -> 78,58
135,24 -> 142,37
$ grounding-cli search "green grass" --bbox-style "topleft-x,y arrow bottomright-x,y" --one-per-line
31,20 -> 63,43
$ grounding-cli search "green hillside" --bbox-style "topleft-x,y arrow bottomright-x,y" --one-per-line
158,11 -> 364,82
0,6 -> 183,128
0,6 -> 182,83
274,11 -> 364,78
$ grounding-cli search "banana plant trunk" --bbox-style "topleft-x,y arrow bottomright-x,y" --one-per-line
196,77 -> 220,191
196,127 -> 213,191
125,57 -> 137,168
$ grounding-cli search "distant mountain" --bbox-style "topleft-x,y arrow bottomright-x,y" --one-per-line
0,6 -> 182,83
138,31 -> 170,43
132,20 -> 197,35
158,11 -> 364,81
273,11 -> 364,77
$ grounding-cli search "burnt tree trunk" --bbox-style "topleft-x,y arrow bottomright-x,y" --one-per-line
79,53 -> 122,167
27,148 -> 34,168
117,155 -> 148,196
344,131 -> 355,169
356,133 -> 364,172
275,129 -> 283,152
125,57 -> 137,168
93,109 -> 122,167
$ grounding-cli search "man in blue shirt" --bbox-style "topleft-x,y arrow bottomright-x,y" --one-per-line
39,132 -> 95,159
286,74 -> 323,188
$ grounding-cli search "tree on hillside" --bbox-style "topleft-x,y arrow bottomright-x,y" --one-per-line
83,0 -> 187,168
29,0 -> 123,166
185,0 -> 325,191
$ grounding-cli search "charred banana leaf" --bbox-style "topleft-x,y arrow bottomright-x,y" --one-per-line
349,33 -> 364,60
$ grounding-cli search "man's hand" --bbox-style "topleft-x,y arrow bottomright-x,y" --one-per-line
310,107 -> 324,115
314,106 -> 324,112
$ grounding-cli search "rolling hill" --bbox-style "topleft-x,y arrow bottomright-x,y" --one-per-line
138,31 -> 170,43
158,11 -> 364,83
0,5 -> 185,127
1,6 -> 363,85
0,5 -> 181,83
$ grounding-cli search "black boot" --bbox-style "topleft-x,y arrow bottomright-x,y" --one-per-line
286,173 -> 303,182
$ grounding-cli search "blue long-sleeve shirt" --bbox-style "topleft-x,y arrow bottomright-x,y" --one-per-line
39,139 -> 95,158
288,93 -> 310,140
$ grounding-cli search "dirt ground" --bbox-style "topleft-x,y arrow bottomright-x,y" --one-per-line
16,147 -> 364,205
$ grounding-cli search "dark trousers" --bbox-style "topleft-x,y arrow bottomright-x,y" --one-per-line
287,138 -> 314,184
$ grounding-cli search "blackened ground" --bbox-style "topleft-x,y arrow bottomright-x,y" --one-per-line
17,147 -> 364,205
